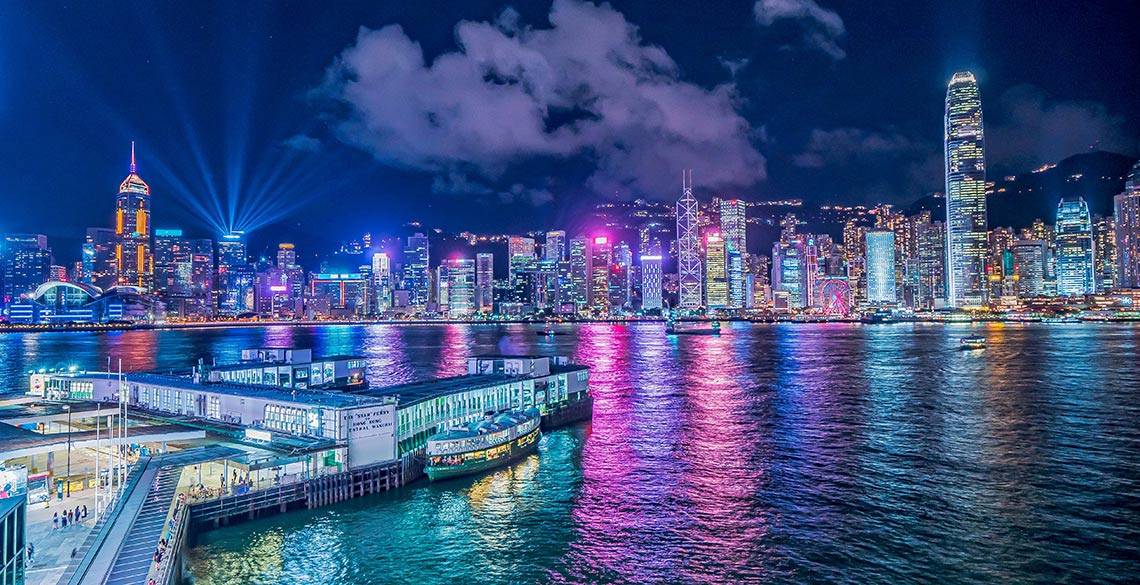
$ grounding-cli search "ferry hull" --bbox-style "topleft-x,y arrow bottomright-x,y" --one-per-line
425,429 -> 541,482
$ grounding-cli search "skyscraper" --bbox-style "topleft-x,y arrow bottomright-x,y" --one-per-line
676,169 -> 702,310
476,253 -> 494,313
588,237 -> 612,312
866,230 -> 897,304
704,233 -> 728,309
1092,215 -> 1117,293
115,142 -> 153,290
1012,240 -> 1047,299
916,219 -> 947,309
403,233 -> 430,308
544,231 -> 566,262
154,229 -> 191,298
444,258 -> 476,315
728,249 -> 744,309
1114,162 -> 1140,289
719,199 -> 747,255
371,252 -> 392,313
82,228 -> 118,290
1055,197 -> 1095,296
568,237 -> 588,311
640,255 -> 663,311
1,234 -> 51,301
944,71 -> 988,308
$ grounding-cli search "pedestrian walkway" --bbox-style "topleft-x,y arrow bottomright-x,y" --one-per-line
23,490 -> 98,585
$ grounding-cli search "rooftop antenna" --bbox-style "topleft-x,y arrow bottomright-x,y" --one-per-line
130,141 -> 137,174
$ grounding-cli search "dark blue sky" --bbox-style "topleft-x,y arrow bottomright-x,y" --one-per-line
0,0 -> 1136,255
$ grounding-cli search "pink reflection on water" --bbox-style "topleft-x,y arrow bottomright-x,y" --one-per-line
435,324 -> 474,377
675,326 -> 772,583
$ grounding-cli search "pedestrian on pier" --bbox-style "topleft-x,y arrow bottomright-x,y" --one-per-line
52,513 -> 58,530
82,504 -> 88,519
74,506 -> 81,524
61,515 -> 67,529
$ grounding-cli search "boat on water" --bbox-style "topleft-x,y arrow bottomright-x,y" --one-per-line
960,336 -> 986,350
536,326 -> 565,336
665,320 -> 721,335
424,409 -> 542,482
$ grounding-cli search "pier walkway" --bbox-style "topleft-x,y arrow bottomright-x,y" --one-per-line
55,446 -> 241,585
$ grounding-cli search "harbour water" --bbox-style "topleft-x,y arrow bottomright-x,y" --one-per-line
3,322 -> 1139,583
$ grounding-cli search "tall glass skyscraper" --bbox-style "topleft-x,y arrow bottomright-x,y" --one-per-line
1055,197 -> 1095,296
704,233 -> 728,309
116,142 -> 153,290
640,254 -> 663,311
403,233 -> 430,308
719,199 -> 747,255
944,71 -> 988,308
475,253 -> 494,313
866,230 -> 897,304
676,169 -> 702,310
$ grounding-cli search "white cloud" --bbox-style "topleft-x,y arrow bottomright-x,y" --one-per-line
322,0 -> 766,200
753,0 -> 846,59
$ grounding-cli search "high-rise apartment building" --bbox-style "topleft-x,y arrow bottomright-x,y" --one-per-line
945,71 -> 988,307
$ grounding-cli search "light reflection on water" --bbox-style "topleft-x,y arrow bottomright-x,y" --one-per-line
2,322 -> 1138,583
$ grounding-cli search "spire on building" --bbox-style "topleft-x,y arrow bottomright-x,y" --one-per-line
130,141 -> 137,174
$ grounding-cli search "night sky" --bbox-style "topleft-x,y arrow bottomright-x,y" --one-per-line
0,0 -> 1137,257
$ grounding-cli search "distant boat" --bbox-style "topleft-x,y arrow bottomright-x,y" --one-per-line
666,320 -> 721,336
960,336 -> 986,350
536,326 -> 565,336
424,409 -> 541,482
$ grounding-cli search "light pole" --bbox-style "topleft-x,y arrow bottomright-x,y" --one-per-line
65,403 -> 72,498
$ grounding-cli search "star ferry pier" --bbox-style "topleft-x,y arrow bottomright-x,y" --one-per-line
3,349 -> 591,585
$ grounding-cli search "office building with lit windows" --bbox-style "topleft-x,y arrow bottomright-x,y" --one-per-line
640,255 -> 663,311
588,237 -> 612,312
866,230 -> 897,304
1114,162 -> 1140,289
115,142 -> 153,290
705,233 -> 728,309
1055,197 -> 1095,296
944,71 -> 988,308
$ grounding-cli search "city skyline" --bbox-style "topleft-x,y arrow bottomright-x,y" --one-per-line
0,1 -> 1137,246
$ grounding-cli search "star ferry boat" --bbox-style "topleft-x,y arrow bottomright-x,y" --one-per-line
424,409 -> 542,481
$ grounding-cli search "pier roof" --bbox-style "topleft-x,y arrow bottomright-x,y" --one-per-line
126,373 -> 386,409
365,374 -> 520,407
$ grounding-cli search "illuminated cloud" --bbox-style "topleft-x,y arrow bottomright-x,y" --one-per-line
283,134 -> 321,152
321,0 -> 766,201
753,0 -> 846,59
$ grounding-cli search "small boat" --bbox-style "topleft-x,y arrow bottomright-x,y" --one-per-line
959,336 -> 986,350
536,326 -> 564,336
666,320 -> 721,335
424,409 -> 541,481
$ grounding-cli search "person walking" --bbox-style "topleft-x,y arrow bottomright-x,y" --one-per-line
82,504 -> 88,519
52,513 -> 58,530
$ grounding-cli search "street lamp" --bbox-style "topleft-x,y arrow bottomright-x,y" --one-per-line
65,403 -> 72,498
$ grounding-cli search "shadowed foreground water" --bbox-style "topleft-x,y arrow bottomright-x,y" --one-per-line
3,322 -> 1138,583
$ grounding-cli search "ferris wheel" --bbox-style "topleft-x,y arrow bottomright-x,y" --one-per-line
819,279 -> 852,315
